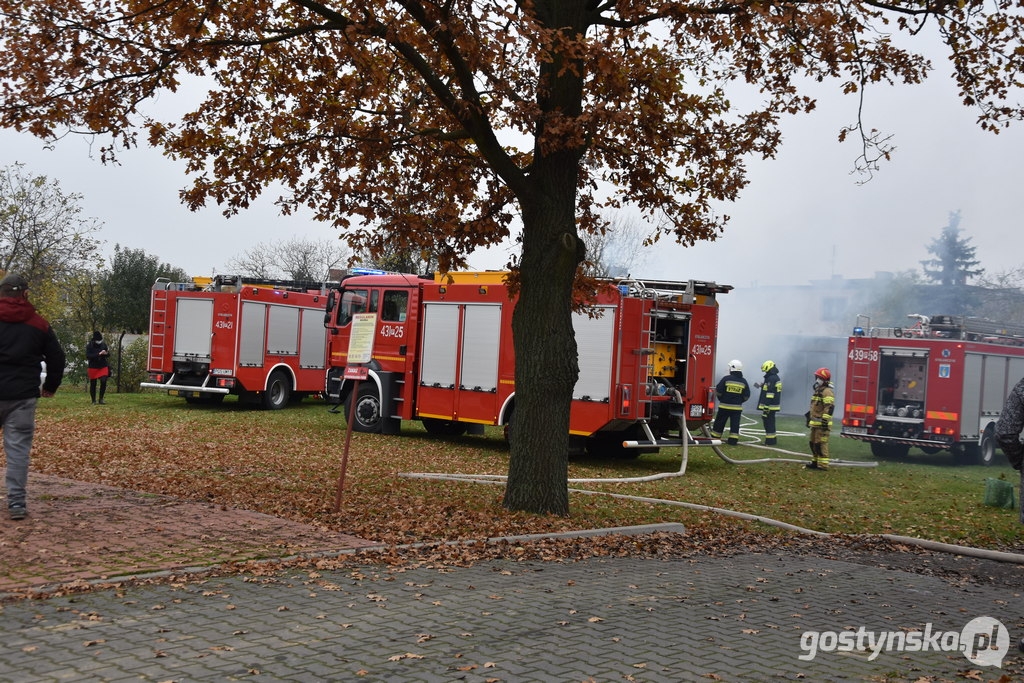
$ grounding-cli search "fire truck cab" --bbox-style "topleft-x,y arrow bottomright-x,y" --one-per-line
842,314 -> 1024,464
323,270 -> 731,456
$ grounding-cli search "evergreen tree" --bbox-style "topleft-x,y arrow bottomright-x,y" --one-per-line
920,212 -> 984,315
921,211 -> 984,286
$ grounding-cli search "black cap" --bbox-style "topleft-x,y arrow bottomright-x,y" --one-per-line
0,273 -> 29,292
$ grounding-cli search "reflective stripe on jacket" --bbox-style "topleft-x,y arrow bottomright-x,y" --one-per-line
808,383 -> 835,427
716,371 -> 750,410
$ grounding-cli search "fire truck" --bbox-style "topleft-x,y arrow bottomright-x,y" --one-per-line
841,313 -> 1024,464
142,275 -> 330,409
323,270 -> 732,456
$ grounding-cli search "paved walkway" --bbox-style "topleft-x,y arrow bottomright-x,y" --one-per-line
0,474 -> 375,593
1,474 -> 1023,681
2,549 -> 1023,681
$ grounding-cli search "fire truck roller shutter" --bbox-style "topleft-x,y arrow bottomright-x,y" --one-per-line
572,306 -> 615,401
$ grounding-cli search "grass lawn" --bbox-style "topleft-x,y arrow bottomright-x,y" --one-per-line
26,391 -> 1024,550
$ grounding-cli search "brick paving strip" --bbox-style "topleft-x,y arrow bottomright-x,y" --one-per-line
0,473 -> 376,594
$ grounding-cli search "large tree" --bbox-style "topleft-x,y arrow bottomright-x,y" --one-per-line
0,2 -> 1021,515
0,162 -> 103,320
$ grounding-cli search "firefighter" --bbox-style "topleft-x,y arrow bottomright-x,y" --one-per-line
756,360 -> 782,445
711,360 -> 750,445
806,367 -> 835,470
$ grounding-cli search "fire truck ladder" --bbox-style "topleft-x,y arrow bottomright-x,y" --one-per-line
147,282 -> 172,372
847,314 -> 875,410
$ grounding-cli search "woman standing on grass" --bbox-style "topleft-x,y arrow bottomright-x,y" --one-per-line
86,331 -> 110,404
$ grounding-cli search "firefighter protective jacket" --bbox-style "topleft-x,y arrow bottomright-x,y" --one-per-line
757,367 -> 782,412
808,381 -> 835,429
715,371 -> 750,411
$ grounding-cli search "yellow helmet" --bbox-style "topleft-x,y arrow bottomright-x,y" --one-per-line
761,360 -> 775,373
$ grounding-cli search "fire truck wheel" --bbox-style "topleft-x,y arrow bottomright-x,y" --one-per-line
346,382 -> 383,433
980,427 -> 997,466
261,370 -> 292,410
421,418 -> 468,436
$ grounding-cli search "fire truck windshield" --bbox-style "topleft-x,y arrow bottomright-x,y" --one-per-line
338,289 -> 370,326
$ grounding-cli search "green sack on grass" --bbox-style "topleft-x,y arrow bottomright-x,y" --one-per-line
984,478 -> 1016,509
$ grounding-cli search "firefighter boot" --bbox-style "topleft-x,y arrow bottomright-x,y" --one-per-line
805,443 -> 820,470
765,437 -> 777,446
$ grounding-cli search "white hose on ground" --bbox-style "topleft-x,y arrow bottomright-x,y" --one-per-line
397,472 -> 1024,565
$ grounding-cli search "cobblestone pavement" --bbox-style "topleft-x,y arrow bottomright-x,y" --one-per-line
2,474 -> 1024,682
0,474 -> 375,594
1,550 -> 1023,682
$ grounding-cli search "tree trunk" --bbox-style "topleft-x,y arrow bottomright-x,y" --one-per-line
502,0 -> 590,516
503,196 -> 581,516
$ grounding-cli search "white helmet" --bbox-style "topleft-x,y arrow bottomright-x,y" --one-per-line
728,359 -> 743,372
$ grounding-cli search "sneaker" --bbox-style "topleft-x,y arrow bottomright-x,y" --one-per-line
8,504 -> 27,520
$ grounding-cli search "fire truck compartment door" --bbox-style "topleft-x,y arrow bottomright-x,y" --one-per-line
267,305 -> 300,355
173,298 -> 214,360
459,305 -> 500,392
299,309 -> 327,369
573,306 -> 615,401
420,303 -> 460,387
240,303 -> 267,366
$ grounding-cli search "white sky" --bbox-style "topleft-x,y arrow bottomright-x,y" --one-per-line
1,56 -> 1021,287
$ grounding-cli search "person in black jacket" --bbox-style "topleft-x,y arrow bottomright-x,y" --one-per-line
0,273 -> 66,520
86,331 -> 110,404
995,376 -> 1024,522
710,360 -> 750,445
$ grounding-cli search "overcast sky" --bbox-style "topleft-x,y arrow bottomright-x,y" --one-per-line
2,54 -> 1021,289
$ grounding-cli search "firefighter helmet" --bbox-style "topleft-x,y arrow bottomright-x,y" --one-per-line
814,367 -> 831,381
728,359 -> 743,372
761,360 -> 775,373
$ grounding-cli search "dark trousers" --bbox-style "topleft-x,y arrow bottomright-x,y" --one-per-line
90,377 -> 107,403
762,411 -> 777,443
712,408 -> 743,444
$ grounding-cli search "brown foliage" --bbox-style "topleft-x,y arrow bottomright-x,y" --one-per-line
2,0 -> 1021,515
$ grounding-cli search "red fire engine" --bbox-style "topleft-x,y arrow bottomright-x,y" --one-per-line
323,270 -> 732,456
142,275 -> 330,409
841,314 -> 1024,464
